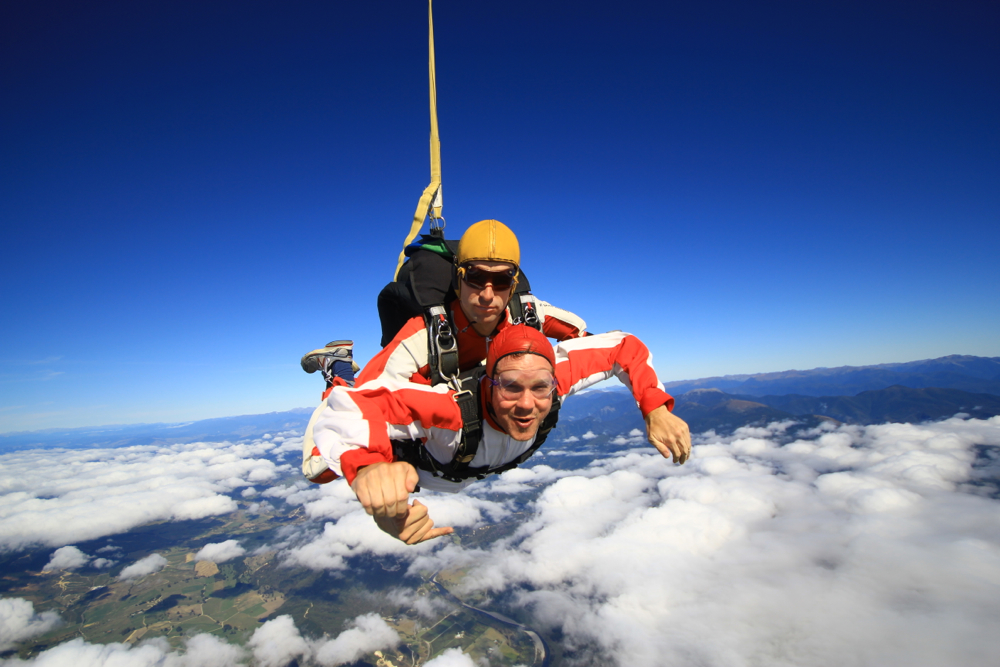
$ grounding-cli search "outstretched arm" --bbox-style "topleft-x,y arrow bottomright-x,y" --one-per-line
553,332 -> 693,465
644,404 -> 691,464
351,461 -> 453,544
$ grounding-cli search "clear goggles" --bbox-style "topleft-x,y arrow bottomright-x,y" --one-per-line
489,370 -> 558,400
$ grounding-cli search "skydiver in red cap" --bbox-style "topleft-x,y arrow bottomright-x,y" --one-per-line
304,324 -> 691,545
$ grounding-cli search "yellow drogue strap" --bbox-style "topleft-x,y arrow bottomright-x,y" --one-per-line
395,0 -> 443,280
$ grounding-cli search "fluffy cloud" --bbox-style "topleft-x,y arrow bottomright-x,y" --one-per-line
313,613 -> 399,666
0,634 -> 246,666
194,540 -> 246,563
42,546 -> 89,571
387,588 -> 453,620
423,648 -> 476,667
0,441 -> 289,552
118,553 -> 167,580
248,615 -> 310,667
0,598 -> 62,651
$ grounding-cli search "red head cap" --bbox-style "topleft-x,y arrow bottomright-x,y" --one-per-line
486,324 -> 556,377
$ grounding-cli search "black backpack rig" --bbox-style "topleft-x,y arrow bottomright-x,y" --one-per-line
375,225 -> 559,484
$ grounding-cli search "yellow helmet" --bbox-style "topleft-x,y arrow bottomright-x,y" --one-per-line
455,219 -> 521,295
456,219 -> 520,269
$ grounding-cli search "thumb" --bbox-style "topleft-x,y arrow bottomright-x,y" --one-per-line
411,499 -> 425,509
649,435 -> 673,459
405,464 -> 420,492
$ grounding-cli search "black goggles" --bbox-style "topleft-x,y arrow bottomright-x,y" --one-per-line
460,265 -> 517,292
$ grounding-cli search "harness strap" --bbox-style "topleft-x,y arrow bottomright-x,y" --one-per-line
390,367 -> 484,483
395,0 -> 443,280
425,305 -> 459,386
451,369 -> 483,463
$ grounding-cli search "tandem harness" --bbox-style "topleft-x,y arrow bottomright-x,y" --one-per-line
390,367 -> 561,484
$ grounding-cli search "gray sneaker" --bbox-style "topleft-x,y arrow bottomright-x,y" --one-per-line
300,340 -> 355,375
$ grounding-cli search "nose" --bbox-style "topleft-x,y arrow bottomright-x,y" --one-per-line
479,283 -> 495,301
515,389 -> 535,410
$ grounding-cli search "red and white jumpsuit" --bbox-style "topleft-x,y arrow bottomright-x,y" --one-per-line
306,331 -> 675,493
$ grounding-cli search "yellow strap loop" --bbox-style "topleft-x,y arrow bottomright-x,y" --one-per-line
395,0 -> 443,280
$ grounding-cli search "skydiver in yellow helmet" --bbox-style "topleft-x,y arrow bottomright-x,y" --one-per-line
303,218 -> 586,388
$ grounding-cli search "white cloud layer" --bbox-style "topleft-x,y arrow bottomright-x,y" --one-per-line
427,416 -> 1000,666
261,416 -> 1000,666
42,546 -> 89,571
0,440 -> 290,552
0,598 -> 62,651
312,613 -> 399,666
1,612 -> 399,666
195,540 -> 246,563
118,554 -> 167,580
4,417 -> 1000,666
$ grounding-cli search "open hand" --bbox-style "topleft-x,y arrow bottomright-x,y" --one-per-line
645,404 -> 691,464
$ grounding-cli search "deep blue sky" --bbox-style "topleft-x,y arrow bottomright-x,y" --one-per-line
2,0 -> 998,432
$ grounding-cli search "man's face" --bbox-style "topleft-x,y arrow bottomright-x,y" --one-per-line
458,261 -> 515,336
489,354 -> 555,441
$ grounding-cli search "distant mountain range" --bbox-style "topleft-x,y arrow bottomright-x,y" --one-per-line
673,385 -> 1000,434
0,409 -> 313,452
662,354 -> 1000,397
560,384 -> 1000,438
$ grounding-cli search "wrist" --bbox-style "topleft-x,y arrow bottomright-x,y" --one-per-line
341,449 -> 392,485
640,391 -> 674,418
